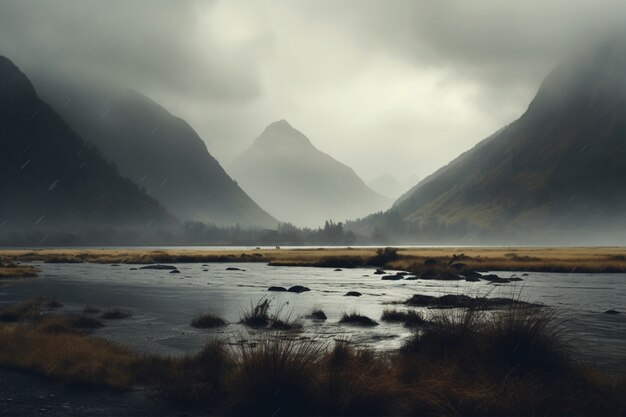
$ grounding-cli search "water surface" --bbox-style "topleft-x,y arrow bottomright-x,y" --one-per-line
1,262 -> 624,370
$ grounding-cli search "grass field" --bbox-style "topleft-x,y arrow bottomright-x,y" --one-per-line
3,247 -> 626,273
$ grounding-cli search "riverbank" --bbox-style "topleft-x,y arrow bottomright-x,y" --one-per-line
3,246 -> 626,274
0,296 -> 624,416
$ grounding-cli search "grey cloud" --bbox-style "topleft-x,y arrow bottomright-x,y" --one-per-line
1,0 -> 626,184
0,0 -> 267,100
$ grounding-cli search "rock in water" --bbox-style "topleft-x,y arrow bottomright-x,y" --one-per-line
140,264 -> 177,270
287,285 -> 310,293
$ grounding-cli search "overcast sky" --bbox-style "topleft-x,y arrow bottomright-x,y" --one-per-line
2,0 -> 626,183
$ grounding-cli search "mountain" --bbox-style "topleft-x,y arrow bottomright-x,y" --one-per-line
228,120 -> 391,227
368,174 -> 420,199
388,39 -> 626,243
31,73 -> 277,228
0,56 -> 174,244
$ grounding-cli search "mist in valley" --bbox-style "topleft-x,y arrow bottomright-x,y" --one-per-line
2,1 -> 626,245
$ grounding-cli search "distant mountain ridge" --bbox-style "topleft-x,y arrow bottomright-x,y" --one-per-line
0,56 -> 174,243
31,73 -> 277,228
383,39 -> 626,243
229,120 -> 392,227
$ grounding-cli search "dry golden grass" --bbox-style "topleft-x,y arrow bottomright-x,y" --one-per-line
0,323 -> 138,389
0,263 -> 37,279
3,246 -> 626,273
0,297 -> 63,322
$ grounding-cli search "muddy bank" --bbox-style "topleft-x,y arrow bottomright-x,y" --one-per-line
0,368 -> 201,417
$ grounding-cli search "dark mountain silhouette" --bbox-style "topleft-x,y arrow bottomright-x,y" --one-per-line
383,39 -> 626,243
229,120 -> 391,227
0,56 -> 175,244
31,74 -> 277,228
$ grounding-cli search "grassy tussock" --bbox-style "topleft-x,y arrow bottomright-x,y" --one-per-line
306,307 -> 327,320
240,298 -> 302,330
100,308 -> 132,320
227,337 -> 325,415
339,312 -> 379,326
191,312 -> 226,328
240,299 -> 272,327
381,309 -> 427,327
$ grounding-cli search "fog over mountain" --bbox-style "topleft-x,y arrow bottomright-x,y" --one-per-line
352,39 -> 626,244
229,120 -> 391,227
31,72 -> 277,228
0,57 -> 175,244
368,174 -> 420,200
3,1 -> 626,185
2,2 -> 626,244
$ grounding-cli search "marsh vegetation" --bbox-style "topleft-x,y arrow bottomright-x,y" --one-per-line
0,296 -> 624,416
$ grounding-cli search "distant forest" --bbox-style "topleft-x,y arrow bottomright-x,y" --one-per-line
0,212 -> 487,247
1,220 -> 359,247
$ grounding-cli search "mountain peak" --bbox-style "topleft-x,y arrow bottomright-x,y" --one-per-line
267,119 -> 293,130
0,55 -> 13,68
229,122 -> 391,227
255,119 -> 312,148
0,55 -> 34,97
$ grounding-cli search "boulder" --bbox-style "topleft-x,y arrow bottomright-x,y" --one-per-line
170,269 -> 180,274
374,269 -> 386,275
381,274 -> 404,280
287,285 -> 311,294
406,293 -> 538,309
140,264 -> 177,270
268,286 -> 288,292
226,267 -> 244,271
481,274 -> 511,283
464,276 -> 481,282
461,270 -> 482,280
604,309 -> 621,315
344,291 -> 362,297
